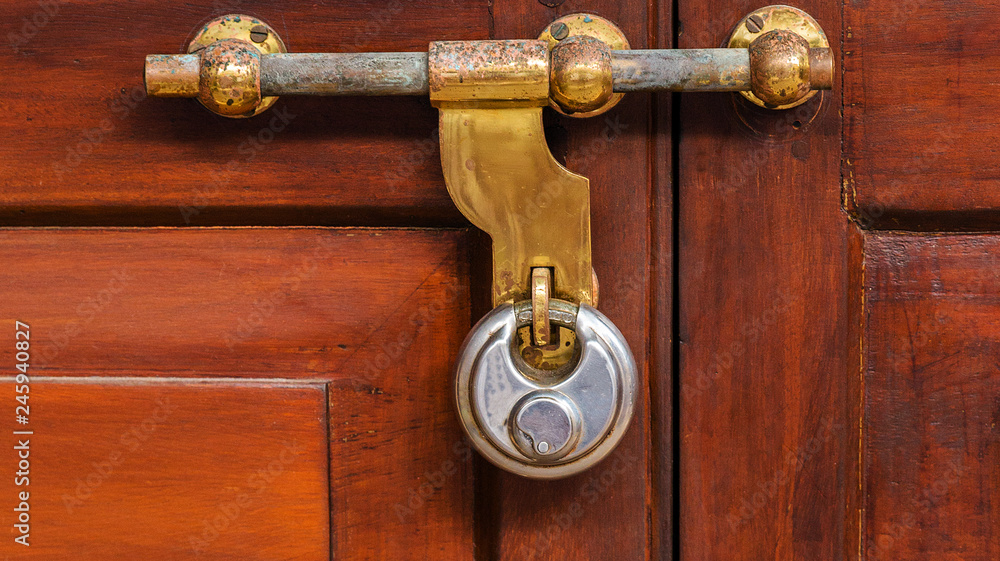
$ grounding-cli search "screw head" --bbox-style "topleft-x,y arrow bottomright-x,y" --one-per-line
550,22 -> 570,41
249,24 -> 269,44
746,14 -> 765,33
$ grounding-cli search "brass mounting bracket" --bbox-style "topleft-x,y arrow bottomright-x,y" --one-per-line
429,40 -> 596,307
427,15 -> 634,309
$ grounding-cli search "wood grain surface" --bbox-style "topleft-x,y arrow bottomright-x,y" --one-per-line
863,233 -> 1000,560
652,4 -> 675,559
0,227 -> 475,560
676,1 -> 857,560
1,1 -> 490,226
0,379 -> 330,560
23,0 -> 1000,558
1,0 -> 666,555
0,228 -> 469,378
843,0 -> 1000,229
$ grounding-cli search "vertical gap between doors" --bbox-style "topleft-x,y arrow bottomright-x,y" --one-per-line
670,0 -> 683,557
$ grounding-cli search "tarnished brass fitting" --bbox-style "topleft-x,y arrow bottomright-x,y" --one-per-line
428,40 -> 550,106
143,14 -> 285,118
145,54 -> 200,98
748,30 -> 810,107
145,9 -> 834,116
538,13 -> 630,118
549,36 -> 613,115
197,39 -> 263,117
727,5 -> 831,109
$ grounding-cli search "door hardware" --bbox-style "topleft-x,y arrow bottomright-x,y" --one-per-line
143,7 -> 832,478
145,7 -> 832,116
454,298 -> 637,479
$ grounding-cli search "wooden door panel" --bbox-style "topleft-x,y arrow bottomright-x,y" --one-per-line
0,228 -> 469,378
843,1 -> 1000,560
3,379 -> 330,560
3,0 -> 667,552
329,379 -> 475,560
676,1 -> 856,559
0,227 -> 476,559
843,0 -> 1000,229
864,233 -> 1000,560
1,1 -> 491,226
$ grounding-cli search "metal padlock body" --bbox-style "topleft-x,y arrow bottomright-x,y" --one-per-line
455,299 -> 637,479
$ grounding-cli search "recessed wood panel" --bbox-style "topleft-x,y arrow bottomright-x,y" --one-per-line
843,0 -> 1000,229
0,227 -> 477,559
0,228 -> 470,379
0,379 -> 329,560
864,233 -> 1000,560
0,1 -> 490,226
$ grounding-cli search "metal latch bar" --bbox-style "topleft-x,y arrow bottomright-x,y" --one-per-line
147,47 -> 832,98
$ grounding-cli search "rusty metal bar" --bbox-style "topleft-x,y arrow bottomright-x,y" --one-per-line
611,47 -> 833,92
611,49 -> 751,92
145,48 -> 833,97
261,53 -> 429,96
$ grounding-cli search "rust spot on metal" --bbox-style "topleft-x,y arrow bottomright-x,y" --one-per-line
612,50 -> 752,92
260,52 -> 428,96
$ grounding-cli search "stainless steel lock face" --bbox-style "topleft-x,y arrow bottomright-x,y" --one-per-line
454,299 -> 637,479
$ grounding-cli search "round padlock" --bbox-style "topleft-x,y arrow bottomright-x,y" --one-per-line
454,299 -> 637,479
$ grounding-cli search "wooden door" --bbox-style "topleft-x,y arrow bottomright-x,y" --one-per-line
677,1 -> 1000,560
2,1 -> 996,560
1,1 -> 656,559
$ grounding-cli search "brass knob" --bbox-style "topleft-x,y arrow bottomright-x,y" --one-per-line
548,35 -> 613,115
538,13 -> 630,118
727,5 -> 832,109
196,39 -> 263,117
748,30 -> 811,107
747,29 -> 834,108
